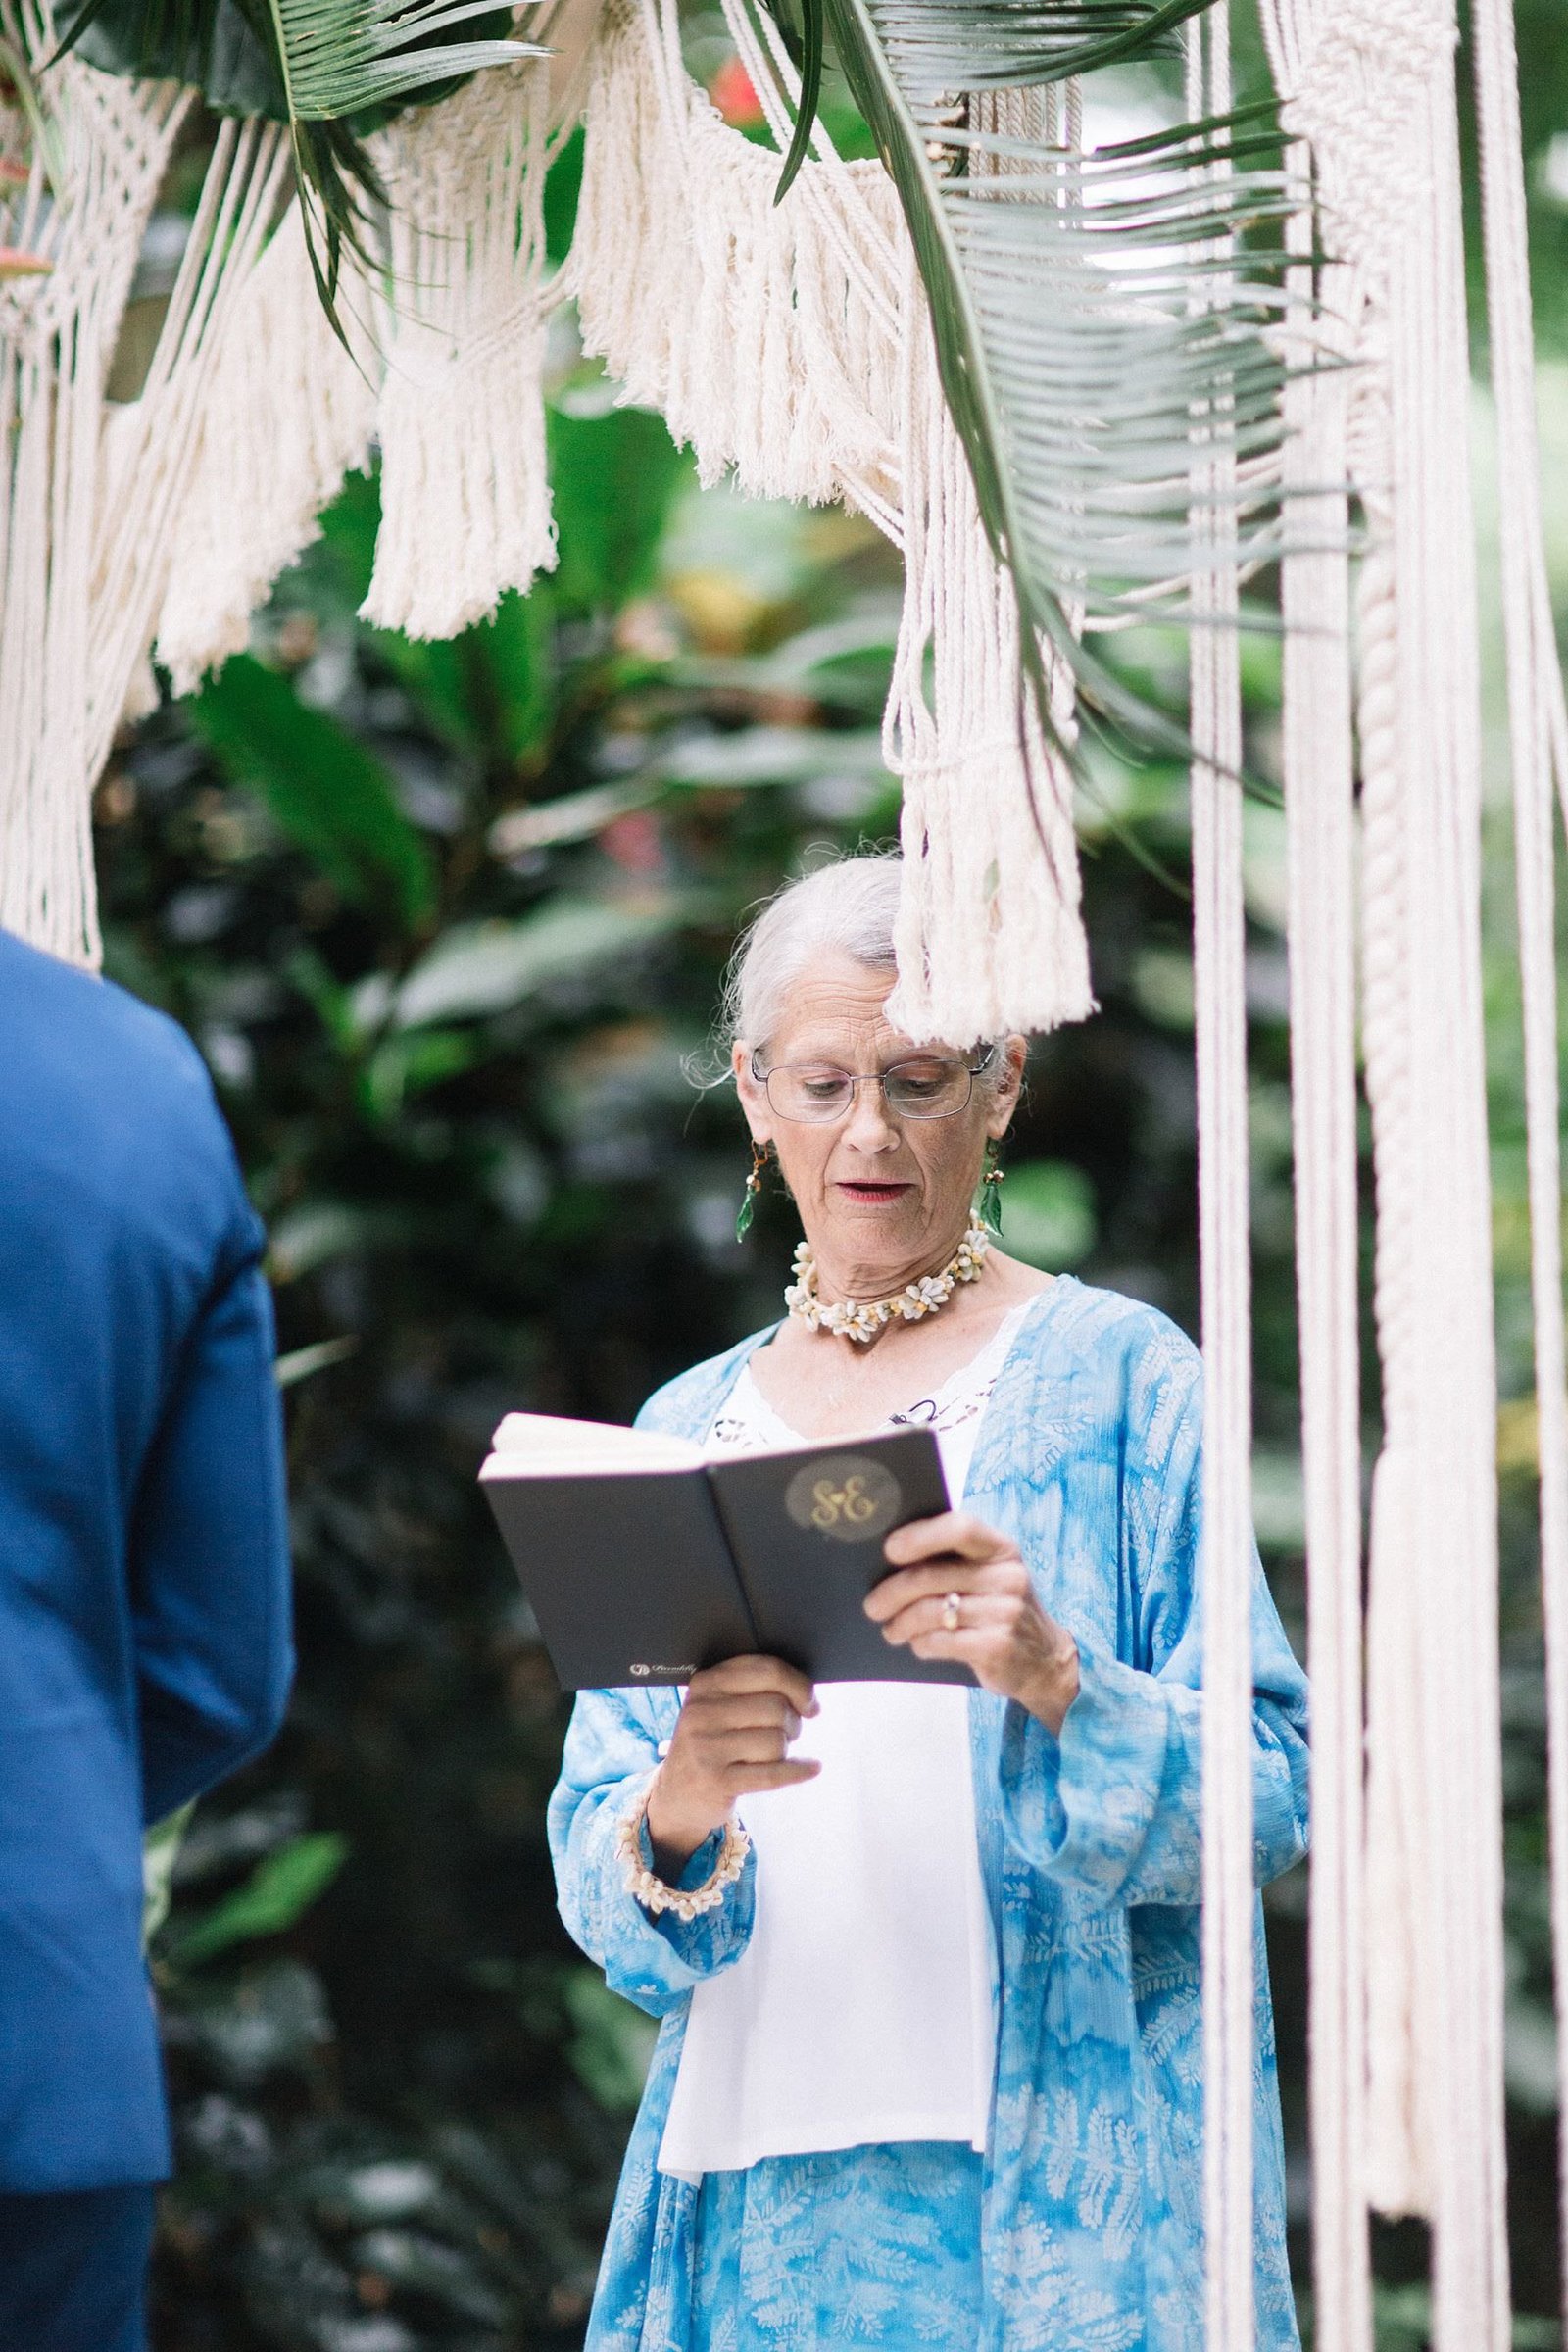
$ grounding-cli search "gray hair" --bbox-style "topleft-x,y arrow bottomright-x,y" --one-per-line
721,855 -> 906,1054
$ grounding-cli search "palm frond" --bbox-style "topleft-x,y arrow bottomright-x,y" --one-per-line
769,0 -> 821,202
52,0 -> 286,117
52,0 -> 543,341
858,0 -> 1212,94
786,0 -> 1300,751
265,0 -> 543,335
266,0 -> 536,119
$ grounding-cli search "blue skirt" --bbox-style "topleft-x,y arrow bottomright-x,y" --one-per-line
687,2141 -> 984,2349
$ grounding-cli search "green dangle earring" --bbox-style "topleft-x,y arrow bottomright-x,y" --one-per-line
736,1140 -> 770,1242
978,1138 -> 1005,1236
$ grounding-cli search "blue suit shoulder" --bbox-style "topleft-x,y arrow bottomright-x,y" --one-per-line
0,933 -> 293,2195
0,929 -> 228,1130
0,930 -> 258,1265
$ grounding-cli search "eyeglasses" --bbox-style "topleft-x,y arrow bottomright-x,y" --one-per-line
750,1045 -> 996,1124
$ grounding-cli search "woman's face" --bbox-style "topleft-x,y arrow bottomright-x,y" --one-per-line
733,953 -> 1025,1298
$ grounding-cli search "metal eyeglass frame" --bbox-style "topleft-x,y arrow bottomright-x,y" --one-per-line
748,1043 -> 997,1123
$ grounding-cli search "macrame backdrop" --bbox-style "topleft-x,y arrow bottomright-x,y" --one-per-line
4,0 -> 1568,2339
0,0 -> 1094,1043
1254,3 -> 1568,2351
0,0 -> 298,961
566,0 -> 1093,1045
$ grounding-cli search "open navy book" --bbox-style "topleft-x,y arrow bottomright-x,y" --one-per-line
479,1411 -> 966,1691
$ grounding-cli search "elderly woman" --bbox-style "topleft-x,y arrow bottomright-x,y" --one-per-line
548,856 -> 1308,2352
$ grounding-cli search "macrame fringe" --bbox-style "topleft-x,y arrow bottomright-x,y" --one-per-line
1182,19 -> 1256,2351
362,59 -> 558,638
1359,1445 -> 1434,2216
883,271 -> 1092,1046
1267,2 -> 1512,2344
1260,3 -> 1370,2327
0,46 -> 182,966
0,17 -> 288,967
1471,0 -> 1568,2328
569,0 -> 899,511
572,0 -> 1093,1043
154,204 -> 377,696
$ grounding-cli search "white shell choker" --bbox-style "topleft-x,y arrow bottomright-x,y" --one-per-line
784,1224 -> 990,1344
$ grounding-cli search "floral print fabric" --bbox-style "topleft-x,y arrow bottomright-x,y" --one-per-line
688,2143 -> 984,2349
547,1277 -> 1310,2351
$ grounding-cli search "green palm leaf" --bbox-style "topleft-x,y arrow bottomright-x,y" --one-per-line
53,0 -> 543,337
267,0 -> 534,119
266,0 -> 545,330
767,0 -> 1299,751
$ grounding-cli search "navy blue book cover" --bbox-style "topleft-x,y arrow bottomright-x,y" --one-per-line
482,1423 -> 965,1690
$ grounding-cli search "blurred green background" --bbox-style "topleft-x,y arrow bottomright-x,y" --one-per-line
92,10 -> 1568,2345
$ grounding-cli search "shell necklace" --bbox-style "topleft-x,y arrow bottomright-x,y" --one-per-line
784,1224 -> 990,1345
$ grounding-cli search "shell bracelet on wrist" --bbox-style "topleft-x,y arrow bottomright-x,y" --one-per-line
617,1794 -> 751,1922
784,1222 -> 989,1344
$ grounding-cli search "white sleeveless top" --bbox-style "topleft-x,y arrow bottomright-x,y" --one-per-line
656,1302 -> 1033,2181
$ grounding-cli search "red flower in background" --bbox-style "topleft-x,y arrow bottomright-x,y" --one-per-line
599,810 -> 666,876
710,55 -> 764,128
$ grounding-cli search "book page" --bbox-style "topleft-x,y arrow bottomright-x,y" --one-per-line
482,1411 -> 704,1478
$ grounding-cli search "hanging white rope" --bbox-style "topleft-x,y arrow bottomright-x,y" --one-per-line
154,203 -> 377,696
1184,14 -> 1254,2349
0,0 -> 294,966
882,231 -> 1089,1048
0,23 -> 186,963
1251,0 -> 1373,2333
363,53 -> 559,637
567,0 -> 1092,1044
567,0 -> 903,514
1470,0 -> 1568,2327
1270,2 -> 1510,2343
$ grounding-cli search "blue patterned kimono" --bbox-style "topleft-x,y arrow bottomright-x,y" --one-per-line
548,1277 -> 1310,2351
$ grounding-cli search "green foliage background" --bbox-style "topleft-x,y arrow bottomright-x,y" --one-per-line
89,29 -> 1568,2346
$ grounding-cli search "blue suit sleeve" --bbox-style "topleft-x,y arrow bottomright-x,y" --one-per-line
998,1360 -> 1310,1908
130,1206 -> 294,1825
548,1689 -> 756,2018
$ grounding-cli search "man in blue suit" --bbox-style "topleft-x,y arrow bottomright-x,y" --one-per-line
0,928 -> 294,2352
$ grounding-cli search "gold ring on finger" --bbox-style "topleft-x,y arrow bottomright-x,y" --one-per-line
942,1591 -> 962,1634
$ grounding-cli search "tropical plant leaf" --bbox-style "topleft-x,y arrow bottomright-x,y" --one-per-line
52,0 -> 286,117
142,1803 -> 197,1950
848,0 -> 1211,95
188,652 -> 437,924
749,0 -> 1300,754
264,0 -> 544,333
274,1333 -> 362,1386
764,0 -> 823,201
265,0 -> 533,119
51,0 -> 542,339
166,1832 -> 349,1966
548,397 -> 692,613
354,896 -> 689,1032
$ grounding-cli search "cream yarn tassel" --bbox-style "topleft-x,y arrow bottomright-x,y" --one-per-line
0,2 -> 289,967
882,260 -> 1091,1047
155,203 -> 378,695
1183,18 -> 1257,2349
1471,0 -> 1568,2325
1261,1 -> 1511,2343
568,0 -> 900,511
569,0 -> 1092,1044
0,46 -> 185,964
1258,0 -> 1372,2328
363,56 -> 558,637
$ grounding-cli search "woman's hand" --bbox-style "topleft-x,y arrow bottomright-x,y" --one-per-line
866,1512 -> 1080,1735
645,1656 -> 820,1877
